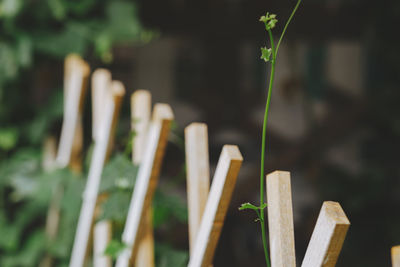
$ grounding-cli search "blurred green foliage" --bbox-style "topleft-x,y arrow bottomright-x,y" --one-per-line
0,1 -> 187,266
0,0 -> 155,137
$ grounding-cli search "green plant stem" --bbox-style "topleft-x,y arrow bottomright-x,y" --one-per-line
276,0 -> 302,55
259,29 -> 276,267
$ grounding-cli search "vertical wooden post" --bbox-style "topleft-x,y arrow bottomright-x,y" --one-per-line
131,90 -> 151,165
93,220 -> 112,267
42,137 -> 57,172
391,245 -> 400,267
91,69 -> 115,267
115,104 -> 173,267
69,81 -> 125,267
266,171 -> 296,267
184,123 -> 210,255
188,145 -> 243,267
131,90 -> 155,267
92,69 -> 112,142
301,201 -> 350,267
39,137 -> 58,267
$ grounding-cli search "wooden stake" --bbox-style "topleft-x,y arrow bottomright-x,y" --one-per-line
69,81 -> 125,267
131,90 -> 155,267
188,145 -> 243,267
42,136 -> 57,172
115,104 -> 174,267
39,137 -> 59,267
57,55 -> 90,170
91,73 -> 119,267
135,209 -> 155,267
184,123 -> 210,255
93,220 -> 112,267
392,245 -> 400,267
266,171 -> 296,267
131,90 -> 152,165
40,56 -> 89,267
301,201 -> 350,267
92,69 -> 112,142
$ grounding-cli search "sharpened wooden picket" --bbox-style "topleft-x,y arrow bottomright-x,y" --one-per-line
392,245 -> 400,267
185,123 -> 210,255
116,103 -> 173,267
131,89 -> 155,267
188,145 -> 243,267
69,81 -> 125,267
301,201 -> 350,267
266,171 -> 296,267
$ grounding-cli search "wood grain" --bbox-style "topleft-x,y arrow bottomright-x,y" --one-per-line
188,145 -> 243,267
115,104 -> 173,267
266,171 -> 296,267
301,201 -> 350,267
185,123 -> 210,255
131,89 -> 154,267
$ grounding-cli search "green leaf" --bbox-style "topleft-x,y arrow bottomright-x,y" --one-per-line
104,240 -> 128,259
0,127 -> 19,151
239,202 -> 267,211
155,243 -> 188,267
260,47 -> 272,62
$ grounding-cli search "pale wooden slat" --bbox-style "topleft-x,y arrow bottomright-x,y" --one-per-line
131,90 -> 152,165
68,56 -> 90,173
92,78 -> 122,267
266,170 -> 296,267
57,55 -> 90,170
115,103 -> 174,267
93,220 -> 112,267
39,137 -> 60,267
42,136 -> 57,172
188,145 -> 243,267
301,201 -> 350,267
106,81 -> 125,160
184,122 -> 210,255
92,69 -> 112,142
392,245 -> 400,267
69,82 -> 125,267
131,89 -> 154,267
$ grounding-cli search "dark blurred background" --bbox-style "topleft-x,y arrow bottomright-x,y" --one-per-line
1,0 -> 400,266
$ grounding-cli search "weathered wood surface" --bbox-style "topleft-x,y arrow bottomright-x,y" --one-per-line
116,104 -> 173,267
266,171 -> 296,267
69,81 -> 125,267
188,145 -> 243,267
131,89 -> 155,267
301,201 -> 350,267
185,123 -> 210,255
57,54 -> 89,171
